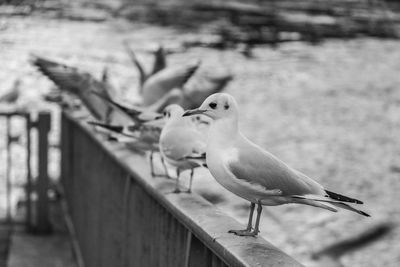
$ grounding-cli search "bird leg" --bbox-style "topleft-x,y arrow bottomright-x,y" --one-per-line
173,168 -> 181,193
185,169 -> 195,193
150,152 -> 167,178
253,203 -> 263,235
228,202 -> 256,236
161,156 -> 171,179
149,151 -> 156,177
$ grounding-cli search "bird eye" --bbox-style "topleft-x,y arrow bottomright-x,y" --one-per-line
163,111 -> 167,116
209,102 -> 217,109
224,103 -> 229,110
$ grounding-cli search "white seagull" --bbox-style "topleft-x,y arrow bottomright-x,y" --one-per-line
141,61 -> 200,106
160,104 -> 206,193
183,93 -> 369,236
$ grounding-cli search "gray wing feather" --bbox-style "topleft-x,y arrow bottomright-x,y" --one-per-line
228,138 -> 323,196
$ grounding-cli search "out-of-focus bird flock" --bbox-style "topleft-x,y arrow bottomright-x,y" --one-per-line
29,45 -> 229,194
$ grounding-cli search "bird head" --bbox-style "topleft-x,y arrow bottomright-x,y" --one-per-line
163,104 -> 184,119
182,93 -> 238,120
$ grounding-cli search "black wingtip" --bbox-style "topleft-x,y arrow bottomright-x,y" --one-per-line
325,190 -> 364,204
360,210 -> 371,217
87,121 -> 123,133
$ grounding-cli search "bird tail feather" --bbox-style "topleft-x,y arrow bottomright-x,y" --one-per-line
330,202 -> 370,217
87,121 -> 136,138
293,198 -> 338,212
292,195 -> 370,217
325,190 -> 363,204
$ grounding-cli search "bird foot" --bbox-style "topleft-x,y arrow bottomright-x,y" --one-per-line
184,189 -> 192,194
151,173 -> 170,179
228,229 -> 258,237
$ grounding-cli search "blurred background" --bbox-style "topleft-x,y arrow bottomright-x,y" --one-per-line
0,0 -> 400,266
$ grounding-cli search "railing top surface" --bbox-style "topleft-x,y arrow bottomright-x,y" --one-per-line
63,110 -> 304,267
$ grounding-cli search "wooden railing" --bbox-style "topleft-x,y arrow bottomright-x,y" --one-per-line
60,109 -> 303,267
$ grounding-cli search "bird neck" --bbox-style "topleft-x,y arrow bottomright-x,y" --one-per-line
164,116 -> 190,132
208,116 -> 239,149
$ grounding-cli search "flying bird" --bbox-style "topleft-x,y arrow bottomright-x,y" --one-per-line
31,55 -> 126,123
183,93 -> 369,236
141,60 -> 200,106
182,70 -> 233,109
123,42 -> 167,88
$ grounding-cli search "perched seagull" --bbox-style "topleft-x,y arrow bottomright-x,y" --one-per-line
0,79 -> 21,104
183,93 -> 369,236
141,61 -> 200,106
159,104 -> 207,193
123,42 -> 167,87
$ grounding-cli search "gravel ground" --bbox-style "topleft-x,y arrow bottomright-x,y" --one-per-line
1,8 -> 399,267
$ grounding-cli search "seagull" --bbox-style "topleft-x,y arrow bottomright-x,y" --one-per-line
123,42 -> 166,87
91,90 -> 164,126
182,70 -> 233,109
183,93 -> 369,236
31,55 -> 120,121
141,61 -> 200,106
159,104 -> 207,193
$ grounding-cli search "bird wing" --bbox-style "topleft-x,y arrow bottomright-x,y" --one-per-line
182,73 -> 232,109
227,138 -> 323,196
123,41 -> 147,88
150,45 -> 167,76
32,56 -> 115,120
142,61 -> 200,106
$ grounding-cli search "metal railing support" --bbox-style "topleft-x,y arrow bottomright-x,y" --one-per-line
35,111 -> 52,234
25,113 -> 32,231
6,116 -> 12,223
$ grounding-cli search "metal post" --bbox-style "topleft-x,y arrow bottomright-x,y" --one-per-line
36,111 -> 52,234
186,233 -> 208,267
6,116 -> 12,223
25,113 -> 32,231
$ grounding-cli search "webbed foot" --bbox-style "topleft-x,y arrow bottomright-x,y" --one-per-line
228,229 -> 258,237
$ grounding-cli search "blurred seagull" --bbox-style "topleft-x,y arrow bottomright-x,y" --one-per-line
182,70 -> 233,109
160,104 -> 206,193
31,55 -> 119,121
141,61 -> 200,106
0,79 -> 21,104
124,42 -> 167,87
91,90 -> 164,126
183,93 -> 369,236
124,42 -> 232,109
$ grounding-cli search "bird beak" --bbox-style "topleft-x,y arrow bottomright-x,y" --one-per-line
182,108 -> 207,117
153,114 -> 164,120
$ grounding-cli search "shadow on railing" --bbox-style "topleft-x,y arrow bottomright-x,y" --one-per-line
60,110 -> 303,267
